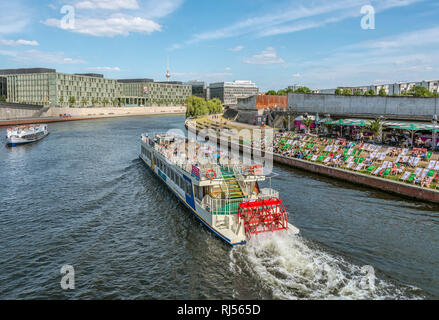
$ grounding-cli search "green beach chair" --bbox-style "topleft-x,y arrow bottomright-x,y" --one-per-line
366,165 -> 376,173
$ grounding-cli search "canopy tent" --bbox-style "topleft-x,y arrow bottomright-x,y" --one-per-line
387,123 -> 433,131
294,115 -> 315,121
319,117 -> 333,123
324,119 -> 356,125
387,123 -> 435,146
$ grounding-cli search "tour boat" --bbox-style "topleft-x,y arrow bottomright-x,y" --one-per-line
6,124 -> 49,147
140,133 -> 299,245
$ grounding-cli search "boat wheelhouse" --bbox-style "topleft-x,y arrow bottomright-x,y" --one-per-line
140,133 -> 299,245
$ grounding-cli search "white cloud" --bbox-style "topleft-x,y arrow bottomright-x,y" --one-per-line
181,0 -> 421,45
141,0 -> 184,19
243,47 -> 284,65
0,39 -> 39,46
228,45 -> 244,52
43,0 -> 183,37
168,43 -> 182,51
225,67 -> 232,71
86,66 -> 121,72
292,73 -> 301,78
0,2 -> 31,35
348,26 -> 439,51
44,14 -> 161,37
75,0 -> 139,10
0,49 -> 85,65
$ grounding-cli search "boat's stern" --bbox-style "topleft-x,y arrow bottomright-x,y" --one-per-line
237,198 -> 298,238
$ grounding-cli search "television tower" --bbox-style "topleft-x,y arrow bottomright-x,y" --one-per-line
166,56 -> 171,82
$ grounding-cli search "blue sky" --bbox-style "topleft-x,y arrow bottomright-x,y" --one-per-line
0,0 -> 439,91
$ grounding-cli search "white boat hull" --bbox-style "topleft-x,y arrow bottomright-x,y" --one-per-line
6,130 -> 49,147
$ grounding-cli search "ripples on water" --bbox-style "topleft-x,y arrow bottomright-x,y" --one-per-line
0,116 -> 437,299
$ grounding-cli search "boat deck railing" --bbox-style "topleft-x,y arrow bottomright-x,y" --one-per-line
201,188 -> 280,216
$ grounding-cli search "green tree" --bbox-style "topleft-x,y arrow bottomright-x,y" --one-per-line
294,86 -> 311,94
342,88 -> 352,95
91,97 -> 98,105
354,90 -> 363,96
102,98 -> 109,106
113,99 -> 119,106
68,96 -> 76,107
207,98 -> 223,114
1,95 -> 7,102
379,88 -> 387,96
81,98 -> 88,107
366,118 -> 385,143
408,86 -> 433,97
302,116 -> 314,134
365,88 -> 375,96
59,97 -> 64,104
334,88 -> 343,95
266,90 -> 277,95
185,96 -> 209,118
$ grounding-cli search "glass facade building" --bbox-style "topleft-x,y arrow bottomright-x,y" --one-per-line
119,80 -> 191,106
209,80 -> 259,106
0,76 -> 6,98
0,68 -> 192,107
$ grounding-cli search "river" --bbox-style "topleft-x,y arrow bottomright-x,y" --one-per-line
0,115 -> 437,299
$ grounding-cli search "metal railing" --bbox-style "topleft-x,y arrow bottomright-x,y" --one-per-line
200,187 -> 279,216
201,195 -> 242,216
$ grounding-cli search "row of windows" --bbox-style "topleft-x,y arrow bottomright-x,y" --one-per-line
155,154 -> 192,195
141,146 -> 152,160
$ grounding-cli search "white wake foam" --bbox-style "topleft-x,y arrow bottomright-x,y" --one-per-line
230,231 -> 423,300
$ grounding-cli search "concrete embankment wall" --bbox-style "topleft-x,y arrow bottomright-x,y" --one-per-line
272,154 -> 439,203
0,102 -> 43,120
40,106 -> 185,118
288,93 -> 439,121
236,109 -> 258,124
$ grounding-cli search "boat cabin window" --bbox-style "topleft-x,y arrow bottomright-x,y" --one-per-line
141,146 -> 151,160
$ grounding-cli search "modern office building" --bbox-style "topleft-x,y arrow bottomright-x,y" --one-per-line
0,68 -> 192,107
118,79 -> 191,106
185,80 -> 207,99
0,68 -> 121,106
209,80 -> 258,106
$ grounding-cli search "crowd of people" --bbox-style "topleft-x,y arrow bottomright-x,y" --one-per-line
268,131 -> 439,189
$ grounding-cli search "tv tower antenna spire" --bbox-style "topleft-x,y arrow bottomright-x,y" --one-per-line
166,56 -> 171,82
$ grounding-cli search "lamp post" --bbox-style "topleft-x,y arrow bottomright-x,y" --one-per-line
432,114 -> 437,152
